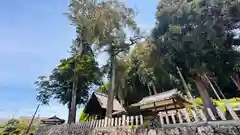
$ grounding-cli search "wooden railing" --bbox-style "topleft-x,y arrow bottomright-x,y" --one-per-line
159,103 -> 240,125
76,115 -> 144,128
75,103 -> 240,128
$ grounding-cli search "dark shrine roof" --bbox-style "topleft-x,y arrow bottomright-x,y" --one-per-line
83,92 -> 125,115
41,116 -> 65,123
94,92 -> 125,111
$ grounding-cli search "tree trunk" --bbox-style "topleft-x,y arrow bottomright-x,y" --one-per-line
176,66 -> 198,111
68,35 -> 85,123
235,74 -> 240,88
25,104 -> 40,134
106,49 -> 115,118
230,76 -> 240,89
195,74 -> 217,120
120,100 -> 125,107
69,71 -> 77,124
177,67 -> 194,100
213,80 -> 226,99
147,84 -> 153,96
203,74 -> 221,100
67,102 -> 71,124
67,107 -> 71,124
153,85 -> 157,95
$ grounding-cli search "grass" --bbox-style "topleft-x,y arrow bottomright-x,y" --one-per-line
190,97 -> 240,112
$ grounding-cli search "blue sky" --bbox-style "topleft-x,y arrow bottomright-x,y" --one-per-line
0,0 -> 157,121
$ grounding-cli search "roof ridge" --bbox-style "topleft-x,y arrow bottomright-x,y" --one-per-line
143,89 -> 178,98
94,92 -> 121,103
94,91 -> 108,97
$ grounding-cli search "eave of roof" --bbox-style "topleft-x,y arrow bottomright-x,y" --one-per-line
94,92 -> 125,112
131,89 -> 191,107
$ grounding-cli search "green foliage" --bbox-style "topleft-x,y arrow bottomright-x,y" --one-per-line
96,83 -> 108,94
214,98 -> 240,112
33,0 -> 240,120
0,119 -> 36,135
68,0 -> 139,51
79,111 -> 89,122
95,41 -> 176,107
35,49 -> 102,107
152,0 -> 240,97
79,111 -> 98,122
190,97 -> 240,112
95,0 -> 240,109
68,0 -> 140,117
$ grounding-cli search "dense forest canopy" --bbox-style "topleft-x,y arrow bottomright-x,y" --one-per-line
95,0 -> 240,114
35,0 -> 240,122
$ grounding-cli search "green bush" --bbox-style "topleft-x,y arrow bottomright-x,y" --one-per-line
190,98 -> 240,112
79,111 -> 89,122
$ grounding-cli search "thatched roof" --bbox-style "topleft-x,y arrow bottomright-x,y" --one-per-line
82,92 -> 125,118
94,92 -> 125,111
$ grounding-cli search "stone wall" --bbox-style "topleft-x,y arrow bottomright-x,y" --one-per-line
35,124 -> 240,135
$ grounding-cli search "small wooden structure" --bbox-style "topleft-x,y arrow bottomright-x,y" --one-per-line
40,116 -> 65,125
130,89 -> 191,115
81,92 -> 125,119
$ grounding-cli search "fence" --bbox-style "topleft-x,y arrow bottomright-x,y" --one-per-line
159,103 -> 239,126
74,103 -> 239,128
35,103 -> 240,135
71,115 -> 144,128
